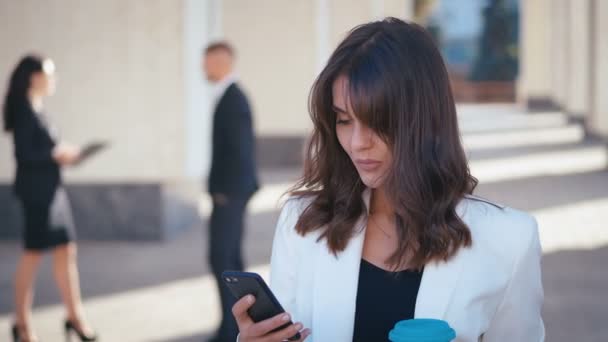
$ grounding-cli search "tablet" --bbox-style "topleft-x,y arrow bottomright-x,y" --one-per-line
75,141 -> 108,165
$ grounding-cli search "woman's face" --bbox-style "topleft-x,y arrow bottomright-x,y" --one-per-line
333,75 -> 392,189
30,59 -> 56,97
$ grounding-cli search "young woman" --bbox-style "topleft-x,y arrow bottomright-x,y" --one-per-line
3,55 -> 97,342
232,18 -> 544,342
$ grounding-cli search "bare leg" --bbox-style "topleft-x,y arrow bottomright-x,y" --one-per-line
14,250 -> 43,340
52,242 -> 93,335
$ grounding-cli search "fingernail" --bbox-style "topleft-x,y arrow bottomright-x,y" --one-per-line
247,295 -> 254,304
295,323 -> 303,330
282,314 -> 290,321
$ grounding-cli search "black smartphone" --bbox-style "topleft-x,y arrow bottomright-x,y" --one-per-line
222,271 -> 301,341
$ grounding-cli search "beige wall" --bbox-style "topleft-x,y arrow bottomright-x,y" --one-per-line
221,0 -> 316,136
330,0 -> 371,47
0,0 -> 186,182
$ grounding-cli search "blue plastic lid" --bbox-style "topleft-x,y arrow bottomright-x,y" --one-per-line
388,318 -> 456,342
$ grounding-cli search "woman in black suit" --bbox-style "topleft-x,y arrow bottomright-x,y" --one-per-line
3,55 -> 97,342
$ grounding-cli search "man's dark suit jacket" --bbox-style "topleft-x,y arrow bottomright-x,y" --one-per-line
12,105 -> 61,206
208,83 -> 259,195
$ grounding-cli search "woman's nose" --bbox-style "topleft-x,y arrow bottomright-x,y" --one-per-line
351,122 -> 373,151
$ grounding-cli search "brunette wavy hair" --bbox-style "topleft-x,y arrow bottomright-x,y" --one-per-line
290,17 -> 478,269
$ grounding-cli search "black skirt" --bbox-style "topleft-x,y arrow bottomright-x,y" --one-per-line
20,187 -> 76,250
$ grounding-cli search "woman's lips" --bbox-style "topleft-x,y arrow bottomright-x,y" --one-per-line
355,159 -> 382,171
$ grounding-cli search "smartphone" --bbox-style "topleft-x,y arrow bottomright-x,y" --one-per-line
222,271 -> 301,341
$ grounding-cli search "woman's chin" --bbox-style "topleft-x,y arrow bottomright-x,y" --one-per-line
359,175 -> 384,189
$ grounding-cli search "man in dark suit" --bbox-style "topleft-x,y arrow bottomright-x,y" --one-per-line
203,41 -> 259,342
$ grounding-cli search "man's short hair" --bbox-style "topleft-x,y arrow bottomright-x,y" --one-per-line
204,41 -> 235,56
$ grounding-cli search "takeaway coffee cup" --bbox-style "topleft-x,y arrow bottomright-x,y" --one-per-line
388,318 -> 456,342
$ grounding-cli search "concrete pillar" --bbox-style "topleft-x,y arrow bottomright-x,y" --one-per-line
550,0 -> 570,109
517,0 -> 554,110
316,0 -> 332,73
588,0 -> 608,137
184,0 -> 214,180
564,0 -> 591,120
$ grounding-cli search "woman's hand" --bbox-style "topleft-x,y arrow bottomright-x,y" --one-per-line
233,295 -> 311,342
52,142 -> 81,165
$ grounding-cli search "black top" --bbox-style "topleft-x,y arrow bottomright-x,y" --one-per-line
353,259 -> 424,342
208,83 -> 259,195
11,105 -> 60,206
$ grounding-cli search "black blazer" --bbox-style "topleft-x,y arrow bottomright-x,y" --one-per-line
208,83 -> 259,195
12,105 -> 61,206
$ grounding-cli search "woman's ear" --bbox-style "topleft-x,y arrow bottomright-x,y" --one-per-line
29,72 -> 42,92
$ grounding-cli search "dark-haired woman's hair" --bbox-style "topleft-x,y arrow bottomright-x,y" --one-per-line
291,17 -> 478,270
3,55 -> 44,132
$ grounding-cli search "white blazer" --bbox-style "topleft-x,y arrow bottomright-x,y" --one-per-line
269,190 -> 544,342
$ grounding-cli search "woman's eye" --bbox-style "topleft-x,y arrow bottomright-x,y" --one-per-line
336,118 -> 351,125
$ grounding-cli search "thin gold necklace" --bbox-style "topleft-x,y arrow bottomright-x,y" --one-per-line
368,214 -> 393,238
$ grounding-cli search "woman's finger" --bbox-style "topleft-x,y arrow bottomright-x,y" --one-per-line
296,328 -> 311,341
248,312 -> 293,337
231,295 -> 255,331
263,322 -> 304,342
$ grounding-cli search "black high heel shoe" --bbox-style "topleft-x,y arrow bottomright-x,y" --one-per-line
64,319 -> 97,341
11,324 -> 38,342
11,325 -> 18,342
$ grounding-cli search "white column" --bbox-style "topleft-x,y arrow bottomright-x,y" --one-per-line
183,0 -> 213,179
316,0 -> 332,73
589,0 -> 608,137
517,0 -> 553,109
550,0 -> 569,109
209,0 -> 223,40
565,0 -> 591,118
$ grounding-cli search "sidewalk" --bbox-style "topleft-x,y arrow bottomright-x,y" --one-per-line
1,104 -> 607,341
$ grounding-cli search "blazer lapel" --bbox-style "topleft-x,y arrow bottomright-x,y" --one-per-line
312,221 -> 365,341
415,200 -> 472,319
414,247 -> 469,319
311,190 -> 371,341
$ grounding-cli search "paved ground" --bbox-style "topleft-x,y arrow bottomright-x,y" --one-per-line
1,104 -> 608,341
